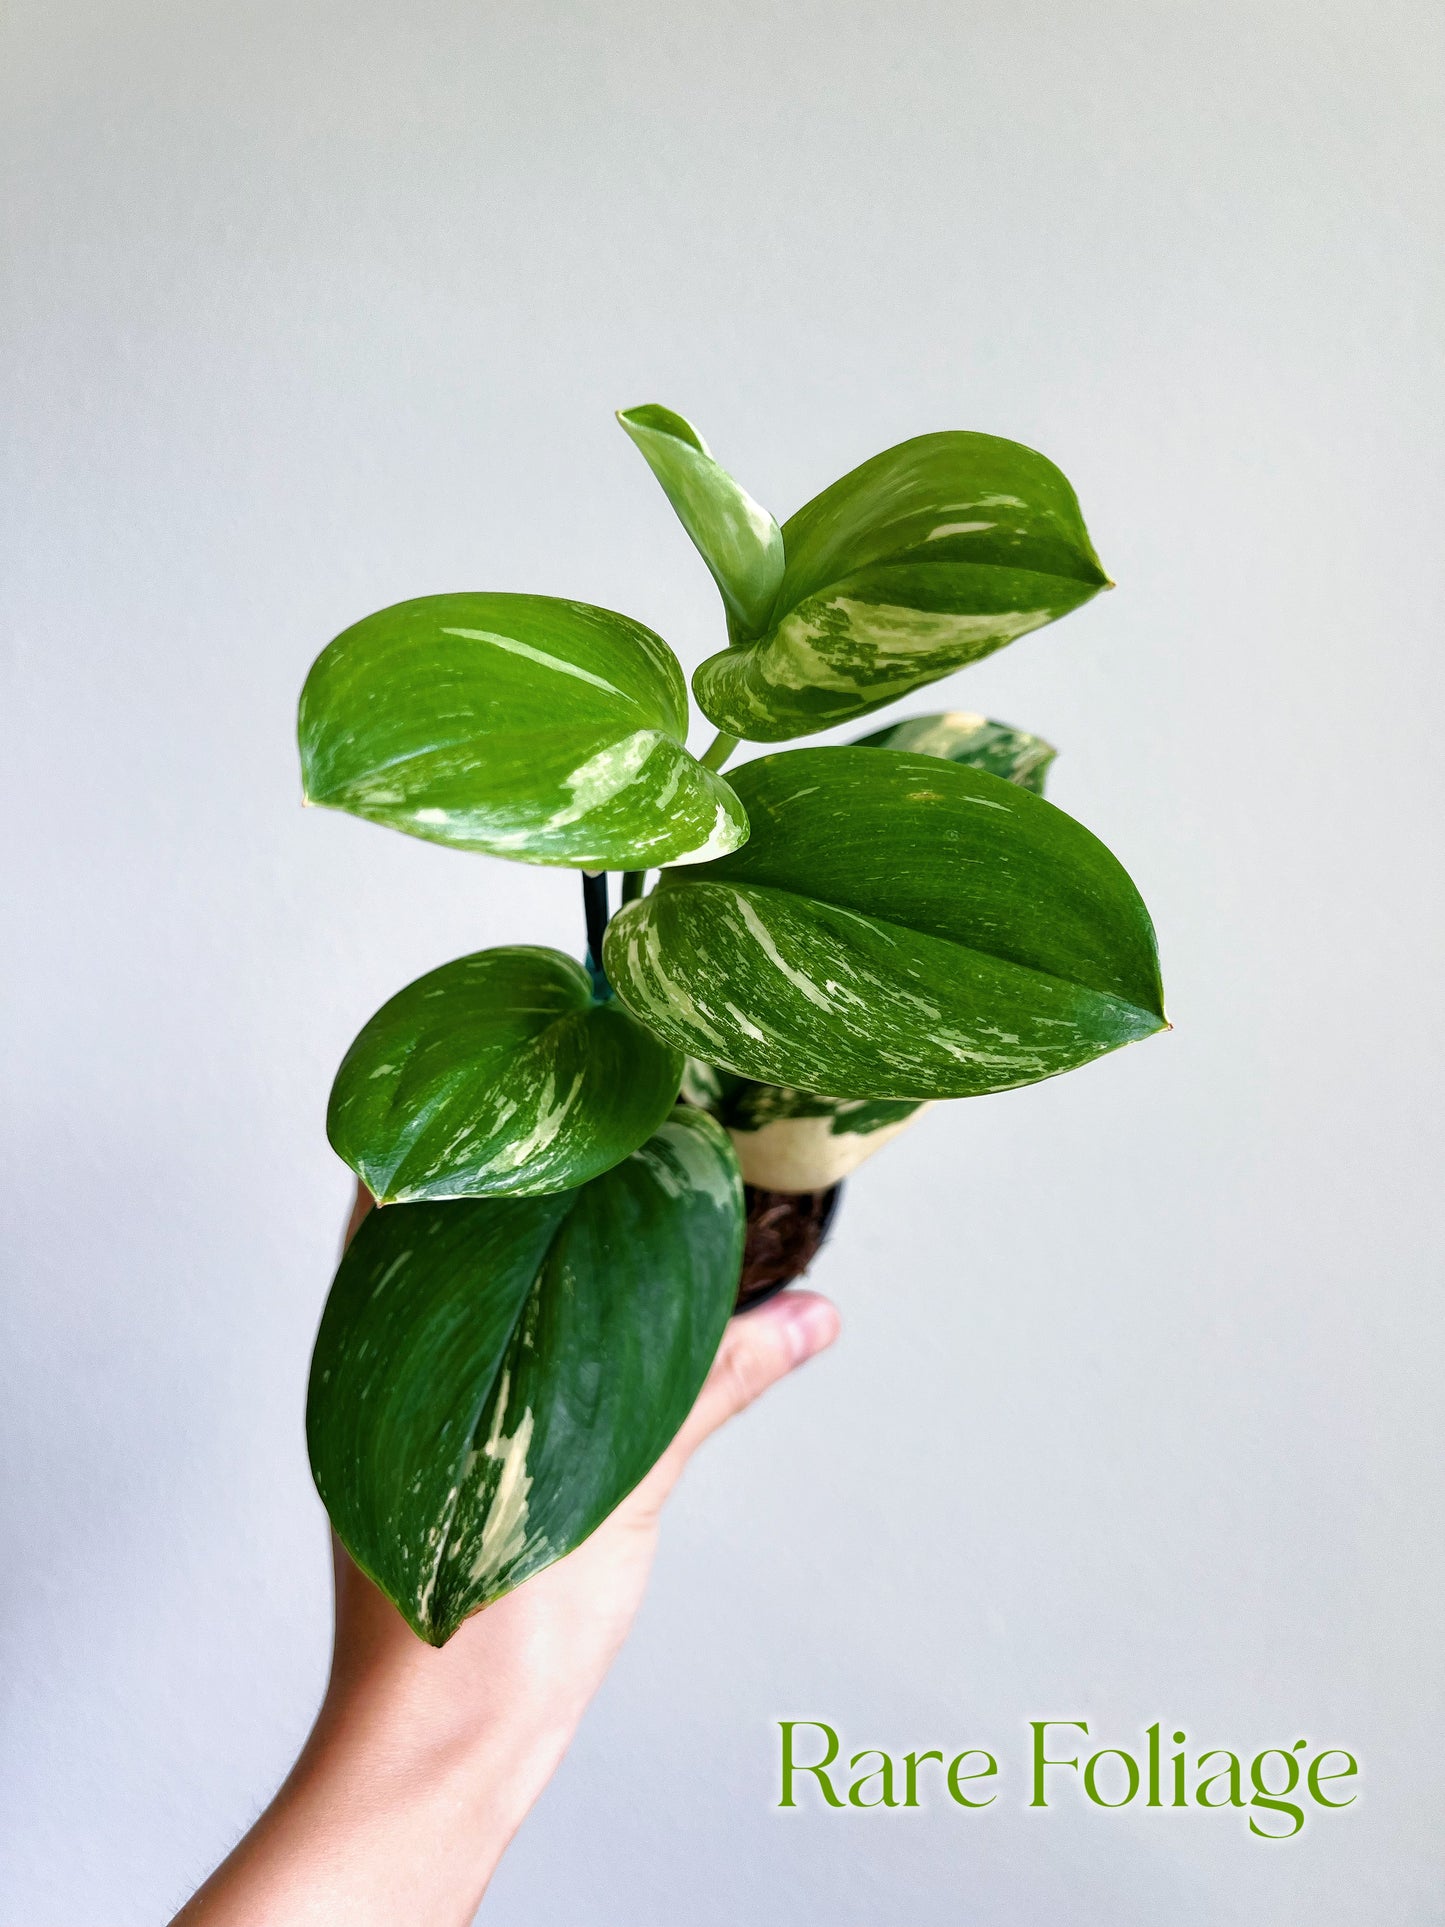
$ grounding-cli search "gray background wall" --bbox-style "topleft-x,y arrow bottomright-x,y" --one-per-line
4,2 -> 1442,1920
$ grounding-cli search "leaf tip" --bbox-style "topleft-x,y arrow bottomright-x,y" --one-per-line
616,402 -> 708,455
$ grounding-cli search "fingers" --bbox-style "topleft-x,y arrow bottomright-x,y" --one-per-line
342,1182 -> 374,1254
668,1289 -> 840,1468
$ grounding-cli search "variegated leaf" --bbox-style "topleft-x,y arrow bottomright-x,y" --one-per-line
693,433 -> 1109,741
617,404 -> 784,638
299,592 -> 748,868
308,1107 -> 743,1645
604,747 -> 1165,1099
675,717 -> 1057,1187
327,946 -> 683,1202
854,710 -> 1058,793
685,1063 -> 924,1191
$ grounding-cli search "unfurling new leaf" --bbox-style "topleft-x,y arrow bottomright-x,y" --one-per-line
617,404 -> 784,639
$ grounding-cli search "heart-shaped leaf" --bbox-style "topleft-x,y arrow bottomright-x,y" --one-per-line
854,710 -> 1057,793
328,946 -> 684,1202
673,716 -> 1060,1186
618,404 -> 784,638
604,747 -> 1165,1098
299,592 -> 748,868
692,433 -> 1109,741
308,1106 -> 743,1644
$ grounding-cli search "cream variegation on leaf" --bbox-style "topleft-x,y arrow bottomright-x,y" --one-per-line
297,404 -> 1168,1644
605,747 -> 1165,1103
307,1107 -> 743,1645
327,946 -> 684,1202
299,592 -> 748,868
689,431 -> 1110,740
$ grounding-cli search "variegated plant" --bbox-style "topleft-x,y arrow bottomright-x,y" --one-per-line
300,406 -> 1166,1643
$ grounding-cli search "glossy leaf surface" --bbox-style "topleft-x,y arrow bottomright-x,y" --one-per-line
299,593 -> 747,868
617,404 -> 784,638
308,1107 -> 743,1644
674,718 -> 1056,1185
328,946 -> 684,1202
605,747 -> 1164,1099
693,433 -> 1109,740
854,709 -> 1058,793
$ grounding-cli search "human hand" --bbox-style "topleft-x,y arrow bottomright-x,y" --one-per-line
174,1185 -> 839,1927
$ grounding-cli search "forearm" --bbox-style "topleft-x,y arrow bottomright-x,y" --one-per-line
172,1289 -> 837,1925
174,1703 -> 563,1927
172,1544 -> 613,1927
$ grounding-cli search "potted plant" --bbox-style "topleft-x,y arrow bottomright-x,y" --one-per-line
297,405 -> 1166,1645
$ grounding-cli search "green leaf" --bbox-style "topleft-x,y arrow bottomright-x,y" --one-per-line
308,1106 -> 743,1645
692,433 -> 1109,741
327,946 -> 684,1202
854,709 -> 1057,793
618,404 -> 784,638
673,711 -> 1052,1185
299,592 -> 748,868
604,746 -> 1165,1099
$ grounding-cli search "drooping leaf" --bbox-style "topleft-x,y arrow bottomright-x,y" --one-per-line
299,592 -> 748,868
327,946 -> 683,1202
308,1106 -> 743,1645
854,710 -> 1057,793
692,433 -> 1109,741
604,747 -> 1165,1099
618,404 -> 784,638
685,1062 -> 925,1191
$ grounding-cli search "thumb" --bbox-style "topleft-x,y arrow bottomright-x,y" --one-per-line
660,1290 -> 840,1481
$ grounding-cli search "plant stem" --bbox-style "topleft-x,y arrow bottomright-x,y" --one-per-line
620,870 -> 646,905
581,871 -> 611,997
699,730 -> 739,772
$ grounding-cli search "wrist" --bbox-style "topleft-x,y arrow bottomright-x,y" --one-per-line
200,1687 -> 567,1927
307,1623 -> 579,1854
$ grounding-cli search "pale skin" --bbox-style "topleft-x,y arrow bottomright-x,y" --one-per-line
173,1186 -> 840,1927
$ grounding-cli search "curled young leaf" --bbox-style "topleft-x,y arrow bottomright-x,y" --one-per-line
299,593 -> 748,868
693,433 -> 1109,741
617,404 -> 784,638
328,946 -> 684,1202
308,1107 -> 743,1645
604,747 -> 1165,1099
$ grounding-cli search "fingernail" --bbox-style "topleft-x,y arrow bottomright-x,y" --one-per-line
781,1296 -> 838,1366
